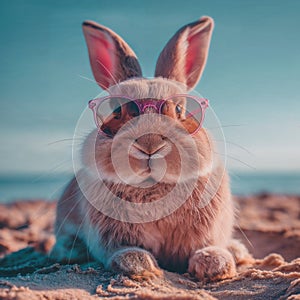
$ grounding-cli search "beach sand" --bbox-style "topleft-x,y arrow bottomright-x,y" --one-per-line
0,194 -> 299,299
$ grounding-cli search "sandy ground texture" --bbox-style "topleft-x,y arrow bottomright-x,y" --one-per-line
0,194 -> 299,299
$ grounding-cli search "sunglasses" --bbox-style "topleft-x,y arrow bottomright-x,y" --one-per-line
88,94 -> 209,137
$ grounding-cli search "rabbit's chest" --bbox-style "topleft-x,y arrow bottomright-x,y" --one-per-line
140,215 -> 207,272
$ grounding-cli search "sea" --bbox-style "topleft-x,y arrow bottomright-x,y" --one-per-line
0,172 -> 299,203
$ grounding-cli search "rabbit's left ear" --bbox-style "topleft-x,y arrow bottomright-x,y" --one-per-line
155,16 -> 214,90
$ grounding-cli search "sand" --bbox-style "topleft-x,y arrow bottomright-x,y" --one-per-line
0,194 -> 299,299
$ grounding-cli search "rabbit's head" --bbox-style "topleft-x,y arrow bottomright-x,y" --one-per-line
81,17 -> 215,189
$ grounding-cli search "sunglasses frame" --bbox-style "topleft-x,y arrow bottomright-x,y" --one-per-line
88,94 -> 209,137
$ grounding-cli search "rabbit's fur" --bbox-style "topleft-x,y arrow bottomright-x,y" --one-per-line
51,16 -> 249,281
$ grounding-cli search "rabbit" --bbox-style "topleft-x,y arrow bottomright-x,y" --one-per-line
50,16 -> 250,282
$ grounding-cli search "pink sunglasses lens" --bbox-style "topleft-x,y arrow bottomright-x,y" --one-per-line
95,97 -> 139,136
162,96 -> 205,134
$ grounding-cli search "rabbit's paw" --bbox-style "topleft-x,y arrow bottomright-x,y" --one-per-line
109,248 -> 162,280
227,239 -> 253,265
188,246 -> 236,282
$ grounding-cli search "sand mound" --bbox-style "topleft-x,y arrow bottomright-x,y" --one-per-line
0,195 -> 299,299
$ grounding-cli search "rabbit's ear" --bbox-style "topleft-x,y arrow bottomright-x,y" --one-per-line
155,16 -> 214,90
82,21 -> 142,90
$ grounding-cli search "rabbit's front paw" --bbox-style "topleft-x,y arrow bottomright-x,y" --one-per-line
109,248 -> 162,280
188,246 -> 236,282
227,239 -> 253,265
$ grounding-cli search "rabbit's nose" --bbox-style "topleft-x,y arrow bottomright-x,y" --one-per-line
134,134 -> 166,156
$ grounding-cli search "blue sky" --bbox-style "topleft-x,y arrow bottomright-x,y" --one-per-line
0,0 -> 299,174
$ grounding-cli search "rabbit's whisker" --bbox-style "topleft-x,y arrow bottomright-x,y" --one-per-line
47,138 -> 85,146
212,138 -> 253,156
213,151 -> 256,170
206,124 -> 246,130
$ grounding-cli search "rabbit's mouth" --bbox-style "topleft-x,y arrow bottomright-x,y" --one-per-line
126,143 -> 181,186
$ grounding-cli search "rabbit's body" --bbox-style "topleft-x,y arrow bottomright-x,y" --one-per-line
54,162 -> 233,273
51,17 -> 249,281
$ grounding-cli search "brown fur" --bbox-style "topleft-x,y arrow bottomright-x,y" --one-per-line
51,16 -> 249,282
53,164 -> 233,272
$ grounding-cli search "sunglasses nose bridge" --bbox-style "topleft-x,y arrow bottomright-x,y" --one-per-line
140,104 -> 159,114
137,100 -> 164,115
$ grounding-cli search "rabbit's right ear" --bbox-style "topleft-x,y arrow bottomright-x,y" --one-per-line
155,16 -> 214,90
82,21 -> 142,90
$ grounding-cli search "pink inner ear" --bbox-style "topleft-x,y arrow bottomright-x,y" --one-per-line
185,34 -> 199,76
85,32 -> 117,89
